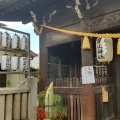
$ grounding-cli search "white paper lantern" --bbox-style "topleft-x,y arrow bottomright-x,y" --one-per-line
11,56 -> 19,70
96,38 -> 113,62
20,36 -> 28,50
19,57 -> 28,71
1,55 -> 10,70
2,32 -> 11,48
11,34 -> 20,49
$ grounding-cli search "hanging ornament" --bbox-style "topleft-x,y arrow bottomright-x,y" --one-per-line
11,56 -> 19,71
11,34 -> 20,49
82,36 -> 91,50
96,38 -> 113,62
102,86 -> 108,102
19,57 -> 28,71
20,36 -> 28,50
2,32 -> 11,48
1,55 -> 10,70
117,38 -> 120,55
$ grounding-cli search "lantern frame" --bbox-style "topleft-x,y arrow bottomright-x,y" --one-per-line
0,26 -> 30,76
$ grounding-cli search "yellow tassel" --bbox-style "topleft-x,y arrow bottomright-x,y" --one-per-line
102,86 -> 108,102
117,39 -> 120,55
39,25 -> 43,34
82,36 -> 91,50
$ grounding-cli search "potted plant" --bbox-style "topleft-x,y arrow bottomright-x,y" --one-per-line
35,91 -> 67,120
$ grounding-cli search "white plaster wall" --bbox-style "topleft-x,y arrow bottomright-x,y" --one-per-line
30,53 -> 39,69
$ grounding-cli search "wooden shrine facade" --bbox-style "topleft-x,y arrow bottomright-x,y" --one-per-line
39,0 -> 120,120
0,0 -> 120,120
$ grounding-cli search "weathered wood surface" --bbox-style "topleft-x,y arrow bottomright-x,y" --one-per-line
94,85 -> 113,94
0,0 -> 120,32
89,10 -> 120,32
48,77 -> 114,120
40,31 -> 48,91
54,87 -> 83,94
0,95 -> 5,120
89,0 -> 120,18
13,94 -> 21,119
6,95 -> 13,120
48,78 -> 82,120
0,88 -> 29,120
0,87 -> 30,94
81,39 -> 95,120
21,93 -> 28,119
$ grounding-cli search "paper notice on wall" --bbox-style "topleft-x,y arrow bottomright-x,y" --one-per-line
81,66 -> 95,84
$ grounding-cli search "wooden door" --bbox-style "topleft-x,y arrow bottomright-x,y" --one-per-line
94,58 -> 114,120
48,78 -> 82,120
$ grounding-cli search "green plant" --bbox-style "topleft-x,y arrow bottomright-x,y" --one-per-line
38,91 -> 46,107
37,91 -> 67,120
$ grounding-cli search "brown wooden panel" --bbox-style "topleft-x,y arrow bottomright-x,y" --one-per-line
89,0 -> 120,18
111,42 -> 120,118
90,10 -> 120,32
53,87 -> 83,94
40,32 -> 48,91
94,85 -> 113,94
45,21 -> 89,47
95,92 -> 114,120
81,39 -> 95,120
50,78 -> 82,120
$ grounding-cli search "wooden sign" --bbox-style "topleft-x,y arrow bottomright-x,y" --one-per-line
81,66 -> 95,84
96,38 -> 113,62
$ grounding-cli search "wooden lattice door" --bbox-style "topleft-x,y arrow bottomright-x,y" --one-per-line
94,58 -> 114,120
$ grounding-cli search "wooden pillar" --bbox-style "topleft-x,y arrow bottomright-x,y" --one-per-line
111,40 -> 120,118
39,30 -> 48,91
81,39 -> 95,120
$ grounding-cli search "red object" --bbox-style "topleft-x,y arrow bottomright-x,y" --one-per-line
34,107 -> 46,120
56,113 -> 62,119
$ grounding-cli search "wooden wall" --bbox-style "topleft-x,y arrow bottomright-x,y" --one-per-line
40,0 -> 120,47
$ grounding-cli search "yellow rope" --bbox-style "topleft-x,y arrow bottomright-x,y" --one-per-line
41,25 -> 120,38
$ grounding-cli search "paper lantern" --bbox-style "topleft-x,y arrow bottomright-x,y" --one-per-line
20,36 -> 28,50
11,34 -> 20,49
2,32 -> 11,48
11,56 -> 19,70
1,55 -> 10,70
96,38 -> 113,62
19,57 -> 28,71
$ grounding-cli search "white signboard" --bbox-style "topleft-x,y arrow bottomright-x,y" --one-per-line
82,66 -> 95,84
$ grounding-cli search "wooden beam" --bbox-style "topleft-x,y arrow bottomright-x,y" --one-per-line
0,87 -> 30,95
81,33 -> 95,120
110,41 -> 120,118
45,20 -> 90,47
93,85 -> 113,94
0,0 -> 31,18
89,0 -> 120,19
89,10 -> 120,32
39,30 -> 48,91
53,87 -> 83,94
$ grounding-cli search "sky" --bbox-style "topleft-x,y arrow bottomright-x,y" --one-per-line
0,21 -> 39,53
